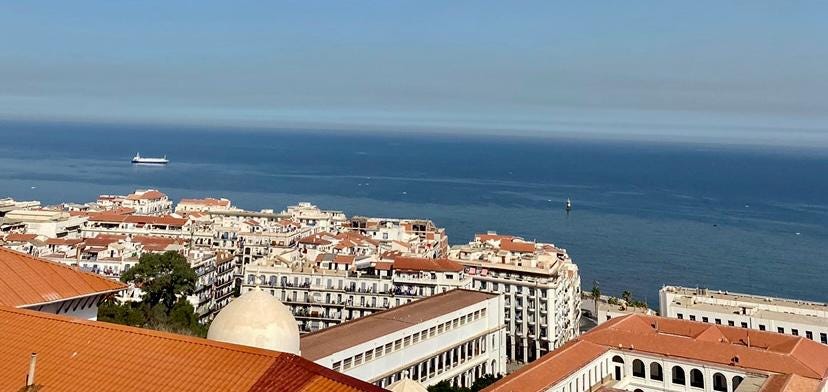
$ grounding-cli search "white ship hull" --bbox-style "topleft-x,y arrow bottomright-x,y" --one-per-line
132,153 -> 168,165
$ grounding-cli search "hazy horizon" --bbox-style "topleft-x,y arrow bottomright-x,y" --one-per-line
2,1 -> 827,146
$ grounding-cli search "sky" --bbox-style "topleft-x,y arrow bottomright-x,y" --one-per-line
1,1 -> 828,145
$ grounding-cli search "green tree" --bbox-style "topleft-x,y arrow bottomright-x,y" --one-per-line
121,251 -> 196,309
427,381 -> 470,392
471,374 -> 502,391
98,251 -> 206,337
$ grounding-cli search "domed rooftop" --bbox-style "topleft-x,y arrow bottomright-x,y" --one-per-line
207,288 -> 301,354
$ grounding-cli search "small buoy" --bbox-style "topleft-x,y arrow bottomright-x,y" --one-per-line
744,204 -> 750,208
402,191 -> 407,195
30,186 -> 37,189
795,232 -> 801,236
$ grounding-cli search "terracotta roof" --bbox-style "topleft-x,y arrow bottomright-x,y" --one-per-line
0,305 -> 384,391
393,256 -> 463,273
0,247 -> 125,307
3,233 -> 38,242
484,315 -> 828,392
374,262 -> 393,271
499,238 -> 536,253
300,234 -> 333,246
483,340 -> 608,392
301,289 -> 496,361
126,189 -> 167,200
88,213 -> 187,227
45,238 -> 83,246
333,255 -> 356,265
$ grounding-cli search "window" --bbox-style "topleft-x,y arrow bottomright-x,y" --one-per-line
354,354 -> 363,365
792,329 -> 799,336
650,362 -> 663,381
690,369 -> 704,388
728,320 -> 735,326
778,327 -> 785,334
741,322 -> 748,328
806,331 -> 813,340
394,339 -> 402,350
821,333 -> 827,344
365,350 -> 373,361
385,343 -> 392,353
715,318 -> 721,325
343,358 -> 352,370
632,359 -> 646,378
713,373 -> 727,392
672,366 -> 686,385
677,313 -> 683,320
759,324 -> 766,331
702,317 -> 708,323
689,315 -> 696,321
333,361 -> 342,371
403,336 -> 411,347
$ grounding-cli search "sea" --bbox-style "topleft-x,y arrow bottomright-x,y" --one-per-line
1,120 -> 826,303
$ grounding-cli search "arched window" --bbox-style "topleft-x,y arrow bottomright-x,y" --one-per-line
612,355 -> 624,363
690,369 -> 704,388
650,362 -> 663,381
634,389 -> 644,392
632,359 -> 646,378
713,373 -> 727,392
733,376 -> 744,390
672,366 -> 686,385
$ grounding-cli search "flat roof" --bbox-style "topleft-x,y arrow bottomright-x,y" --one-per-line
663,286 -> 828,313
300,289 -> 498,361
668,298 -> 828,327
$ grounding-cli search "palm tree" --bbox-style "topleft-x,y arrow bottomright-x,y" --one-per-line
621,290 -> 632,304
591,281 -> 600,318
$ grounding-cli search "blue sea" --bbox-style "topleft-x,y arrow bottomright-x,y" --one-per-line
1,120 -> 826,302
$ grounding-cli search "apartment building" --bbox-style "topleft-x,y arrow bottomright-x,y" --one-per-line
346,217 -> 449,258
301,289 -> 507,389
241,255 -> 472,333
660,285 -> 828,345
450,232 -> 582,363
97,189 -> 172,215
283,202 -> 348,231
2,209 -> 86,238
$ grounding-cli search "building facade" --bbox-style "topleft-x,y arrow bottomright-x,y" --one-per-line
301,289 -> 507,389
660,285 -> 828,345
450,232 -> 582,363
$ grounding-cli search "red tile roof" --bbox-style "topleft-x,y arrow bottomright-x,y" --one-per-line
393,256 -> 464,273
0,306 -> 384,391
2,233 -> 38,242
333,255 -> 356,265
475,233 -> 517,242
499,238 -> 536,253
484,315 -> 828,392
0,247 -> 125,307
126,190 -> 167,200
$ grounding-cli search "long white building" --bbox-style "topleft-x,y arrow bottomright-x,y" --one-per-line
660,285 -> 828,345
450,232 -> 581,363
300,289 -> 507,389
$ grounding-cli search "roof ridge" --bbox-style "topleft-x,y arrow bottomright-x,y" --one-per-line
0,305 -> 287,359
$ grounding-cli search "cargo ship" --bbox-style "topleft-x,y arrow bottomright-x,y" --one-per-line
131,153 -> 169,165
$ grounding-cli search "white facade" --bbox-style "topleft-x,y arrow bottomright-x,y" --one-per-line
242,259 -> 472,333
660,285 -> 828,345
450,233 -> 581,363
3,209 -> 86,238
303,291 -> 507,389
546,350 -> 759,392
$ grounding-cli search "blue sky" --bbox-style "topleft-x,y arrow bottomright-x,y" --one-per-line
1,1 -> 827,144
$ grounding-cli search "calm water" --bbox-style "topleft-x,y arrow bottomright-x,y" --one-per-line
1,120 -> 826,302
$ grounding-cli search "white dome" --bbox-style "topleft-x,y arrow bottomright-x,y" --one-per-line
207,288 -> 301,354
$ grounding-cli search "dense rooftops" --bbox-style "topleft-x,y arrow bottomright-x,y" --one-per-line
0,247 -> 125,307
300,289 -> 497,361
0,305 -> 383,391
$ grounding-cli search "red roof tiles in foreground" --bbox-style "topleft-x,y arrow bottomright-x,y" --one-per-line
484,314 -> 828,392
393,256 -> 464,273
0,306 -> 384,392
0,247 -> 125,307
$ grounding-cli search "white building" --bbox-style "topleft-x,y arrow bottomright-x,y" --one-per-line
346,217 -> 449,258
300,289 -> 507,389
485,314 -> 828,392
2,209 -> 86,238
175,197 -> 235,213
450,232 -> 581,363
283,202 -> 347,232
660,285 -> 828,345
242,255 -> 473,333
97,189 -> 172,215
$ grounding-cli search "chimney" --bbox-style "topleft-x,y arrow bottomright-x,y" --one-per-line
26,353 -> 37,387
